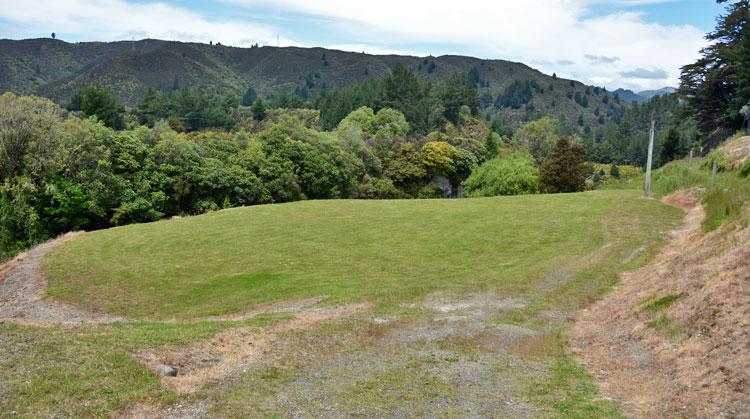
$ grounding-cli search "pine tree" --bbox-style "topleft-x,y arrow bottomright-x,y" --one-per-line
679,0 -> 750,132
660,127 -> 683,164
78,84 -> 123,129
251,98 -> 266,121
729,20 -> 750,120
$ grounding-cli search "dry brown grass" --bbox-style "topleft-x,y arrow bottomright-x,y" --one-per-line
571,189 -> 750,417
721,135 -> 750,169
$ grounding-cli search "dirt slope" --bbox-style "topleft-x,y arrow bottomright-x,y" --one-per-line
571,190 -> 750,417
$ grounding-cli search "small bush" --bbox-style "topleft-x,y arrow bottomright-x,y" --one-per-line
417,185 -> 444,199
463,153 -> 540,197
702,149 -> 729,172
740,159 -> 750,178
643,294 -> 680,313
610,164 -> 620,178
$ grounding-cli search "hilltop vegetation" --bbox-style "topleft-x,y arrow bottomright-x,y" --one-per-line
0,38 -> 628,130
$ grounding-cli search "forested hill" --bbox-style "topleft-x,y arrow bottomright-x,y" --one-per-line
0,38 -> 627,129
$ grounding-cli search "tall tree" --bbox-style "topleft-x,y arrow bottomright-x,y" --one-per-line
729,18 -> 750,119
660,127 -> 683,164
539,137 -> 587,193
79,84 -> 123,129
679,0 -> 750,133
441,74 -> 479,125
251,98 -> 266,121
383,64 -> 430,133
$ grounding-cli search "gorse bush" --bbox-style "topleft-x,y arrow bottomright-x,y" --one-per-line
463,153 -> 539,197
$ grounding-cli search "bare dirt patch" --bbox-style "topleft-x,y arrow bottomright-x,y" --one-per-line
199,296 -> 324,321
245,292 -> 540,417
130,291 -> 542,417
137,303 -> 370,394
571,190 -> 750,417
417,292 -> 527,320
0,232 -> 127,326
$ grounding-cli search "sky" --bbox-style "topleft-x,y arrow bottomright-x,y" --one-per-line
0,0 -> 726,91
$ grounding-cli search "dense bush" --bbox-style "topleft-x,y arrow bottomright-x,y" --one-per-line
463,153 -> 540,197
0,93 -> 494,260
512,116 -> 559,165
1,87 -> 606,261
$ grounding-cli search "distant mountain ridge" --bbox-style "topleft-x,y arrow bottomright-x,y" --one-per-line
0,38 -> 629,129
613,87 -> 677,104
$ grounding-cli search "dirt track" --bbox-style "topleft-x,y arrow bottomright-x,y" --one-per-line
571,190 -> 750,417
0,233 -> 127,326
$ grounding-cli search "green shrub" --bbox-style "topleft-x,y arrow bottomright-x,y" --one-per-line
610,164 -> 620,178
643,294 -> 680,313
463,153 -> 540,197
740,159 -> 750,178
703,149 -> 730,172
417,185 -> 443,199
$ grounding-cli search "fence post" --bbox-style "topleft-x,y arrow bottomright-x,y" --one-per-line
711,161 -> 718,187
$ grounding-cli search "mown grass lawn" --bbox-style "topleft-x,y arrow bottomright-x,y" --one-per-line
2,190 -> 682,416
44,190 -> 679,319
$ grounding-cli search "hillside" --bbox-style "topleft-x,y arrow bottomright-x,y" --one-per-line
0,38 -> 628,129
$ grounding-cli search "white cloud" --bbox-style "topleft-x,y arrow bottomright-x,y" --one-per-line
326,43 -> 427,57
620,67 -> 669,79
0,0 -> 708,90
225,0 -> 707,90
0,0 -> 297,47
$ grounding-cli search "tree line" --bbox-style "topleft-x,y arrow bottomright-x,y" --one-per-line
0,86 -> 593,261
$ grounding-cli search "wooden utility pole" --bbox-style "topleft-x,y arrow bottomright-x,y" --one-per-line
644,113 -> 656,197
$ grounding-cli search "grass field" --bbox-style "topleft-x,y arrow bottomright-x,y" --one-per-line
2,190 -> 682,416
